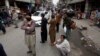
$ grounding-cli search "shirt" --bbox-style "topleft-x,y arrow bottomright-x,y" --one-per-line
41,18 -> 47,31
12,12 -> 18,20
97,12 -> 100,19
56,39 -> 71,53
21,20 -> 35,35
63,17 -> 72,29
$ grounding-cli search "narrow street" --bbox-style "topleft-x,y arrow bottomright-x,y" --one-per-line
0,21 -> 99,56
0,0 -> 100,56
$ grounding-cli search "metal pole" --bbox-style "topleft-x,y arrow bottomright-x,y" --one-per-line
85,0 -> 89,13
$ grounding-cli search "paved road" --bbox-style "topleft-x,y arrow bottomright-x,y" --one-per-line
70,29 -> 99,56
0,22 -> 99,56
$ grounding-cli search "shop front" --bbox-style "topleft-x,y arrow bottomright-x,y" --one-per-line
88,0 -> 100,10
68,0 -> 85,12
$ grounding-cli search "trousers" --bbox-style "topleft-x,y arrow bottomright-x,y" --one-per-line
41,30 -> 47,42
25,33 -> 36,54
56,23 -> 60,32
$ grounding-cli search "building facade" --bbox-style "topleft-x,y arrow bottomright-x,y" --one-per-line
67,0 -> 85,12
67,0 -> 100,12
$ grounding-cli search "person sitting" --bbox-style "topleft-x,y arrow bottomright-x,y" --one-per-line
54,35 -> 71,56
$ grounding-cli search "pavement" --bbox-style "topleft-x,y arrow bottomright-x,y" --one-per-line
73,19 -> 100,55
0,20 -> 99,56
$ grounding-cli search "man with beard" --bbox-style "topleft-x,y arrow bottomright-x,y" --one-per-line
21,15 -> 36,56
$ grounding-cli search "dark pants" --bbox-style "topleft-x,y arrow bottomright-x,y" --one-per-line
56,23 -> 60,32
0,43 -> 7,56
0,25 -> 6,34
41,30 -> 47,43
3,19 -> 11,27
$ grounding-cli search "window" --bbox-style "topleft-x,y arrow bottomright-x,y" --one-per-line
34,12 -> 39,16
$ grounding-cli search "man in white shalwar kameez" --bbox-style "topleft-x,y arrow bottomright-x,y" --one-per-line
54,35 -> 71,56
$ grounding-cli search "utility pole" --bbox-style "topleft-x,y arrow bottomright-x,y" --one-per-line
85,0 -> 90,19
85,0 -> 89,13
5,0 -> 10,9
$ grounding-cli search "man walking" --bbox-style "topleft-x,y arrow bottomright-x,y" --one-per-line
21,15 -> 36,56
63,13 -> 72,38
40,13 -> 48,43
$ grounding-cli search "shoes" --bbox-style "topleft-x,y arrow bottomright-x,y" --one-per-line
27,51 -> 32,53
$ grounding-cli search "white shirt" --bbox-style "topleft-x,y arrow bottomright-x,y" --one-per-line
67,9 -> 74,13
56,39 -> 71,53
12,12 -> 18,20
47,10 -> 52,22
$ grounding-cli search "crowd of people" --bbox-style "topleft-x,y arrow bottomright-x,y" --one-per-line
0,2 -> 100,56
0,8 -> 19,34
40,8 -> 76,56
0,7 -> 29,34
0,7 -> 76,56
89,9 -> 100,27
21,7 -> 76,56
75,8 -> 100,27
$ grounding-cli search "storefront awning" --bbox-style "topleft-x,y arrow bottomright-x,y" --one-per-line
68,0 -> 84,4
